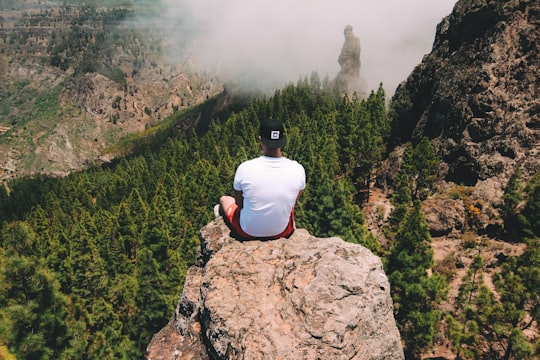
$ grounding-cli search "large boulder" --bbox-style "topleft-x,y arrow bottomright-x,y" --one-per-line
147,218 -> 404,360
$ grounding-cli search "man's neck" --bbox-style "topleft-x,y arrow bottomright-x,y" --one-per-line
263,148 -> 282,158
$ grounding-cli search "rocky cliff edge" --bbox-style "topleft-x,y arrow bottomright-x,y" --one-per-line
146,218 -> 404,360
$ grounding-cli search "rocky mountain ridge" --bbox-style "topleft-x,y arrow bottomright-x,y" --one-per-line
388,0 -> 539,198
374,0 -> 539,357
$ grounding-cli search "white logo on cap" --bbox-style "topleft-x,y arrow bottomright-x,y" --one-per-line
271,130 -> 280,140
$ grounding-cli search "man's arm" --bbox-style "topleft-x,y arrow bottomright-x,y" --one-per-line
234,189 -> 244,209
296,189 -> 304,202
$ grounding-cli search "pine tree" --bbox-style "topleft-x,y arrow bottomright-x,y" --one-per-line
0,185 -> 9,223
0,78 -> 458,359
502,167 -> 524,240
491,239 -> 538,359
449,239 -> 539,359
389,170 -> 413,232
130,248 -> 170,354
67,210 -> 109,301
143,182 -> 172,263
116,201 -> 139,262
386,202 -> 447,359
518,172 -> 540,239
0,226 -> 71,360
27,205 -> 52,258
447,255 -> 485,359
411,137 -> 439,200
0,221 -> 36,257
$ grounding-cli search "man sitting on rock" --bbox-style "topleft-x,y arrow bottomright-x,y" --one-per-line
216,118 -> 305,240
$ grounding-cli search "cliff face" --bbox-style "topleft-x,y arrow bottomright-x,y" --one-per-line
147,218 -> 404,360
389,0 -> 539,191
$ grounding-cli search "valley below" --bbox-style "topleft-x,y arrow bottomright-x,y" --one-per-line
0,0 -> 222,181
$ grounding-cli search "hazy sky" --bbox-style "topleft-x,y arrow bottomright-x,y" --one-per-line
161,0 -> 458,96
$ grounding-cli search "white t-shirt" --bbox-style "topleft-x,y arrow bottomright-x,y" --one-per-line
234,156 -> 306,237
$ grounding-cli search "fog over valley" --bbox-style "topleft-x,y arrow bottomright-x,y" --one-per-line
157,0 -> 458,95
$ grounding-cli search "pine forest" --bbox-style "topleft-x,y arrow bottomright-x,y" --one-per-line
0,78 -> 538,359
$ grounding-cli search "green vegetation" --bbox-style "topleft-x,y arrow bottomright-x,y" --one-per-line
383,137 -> 539,359
388,138 -> 439,231
447,237 -> 539,359
1,70 -> 538,358
1,0 -> 192,176
0,83 -> 62,144
387,202 -> 448,359
444,171 -> 540,360
1,6 -> 539,352
384,139 -> 447,359
518,172 -> 540,239
46,5 -> 133,88
502,168 -> 540,241
0,79 -> 389,359
503,167 -> 525,241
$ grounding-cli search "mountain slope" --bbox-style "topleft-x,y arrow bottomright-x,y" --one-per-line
378,0 -> 539,357
389,0 -> 539,190
0,0 -> 222,181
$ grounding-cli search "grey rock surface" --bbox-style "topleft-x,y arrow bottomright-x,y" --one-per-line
334,25 -> 368,97
389,0 -> 540,189
147,218 -> 404,360
383,0 -> 540,238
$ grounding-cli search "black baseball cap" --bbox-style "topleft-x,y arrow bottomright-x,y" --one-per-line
259,118 -> 287,149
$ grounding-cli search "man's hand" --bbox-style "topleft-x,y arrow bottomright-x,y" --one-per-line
234,189 -> 244,209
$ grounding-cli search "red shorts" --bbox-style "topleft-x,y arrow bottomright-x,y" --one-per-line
223,203 -> 295,240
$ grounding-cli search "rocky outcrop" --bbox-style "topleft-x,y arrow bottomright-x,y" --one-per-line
333,25 -> 368,97
389,0 -> 539,197
147,218 -> 404,360
423,198 -> 466,237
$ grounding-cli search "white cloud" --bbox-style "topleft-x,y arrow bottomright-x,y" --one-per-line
160,0 -> 457,96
